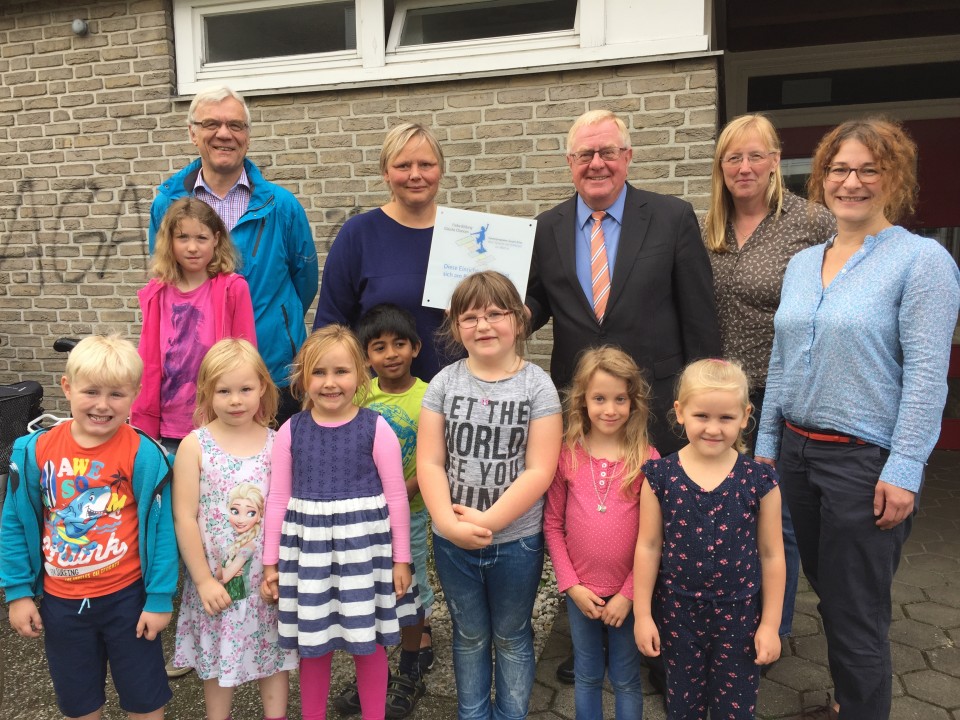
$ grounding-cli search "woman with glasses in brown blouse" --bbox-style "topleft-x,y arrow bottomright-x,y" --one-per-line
702,114 -> 835,661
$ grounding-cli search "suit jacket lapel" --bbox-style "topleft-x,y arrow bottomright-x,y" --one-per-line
608,184 -> 650,311
552,196 -> 596,319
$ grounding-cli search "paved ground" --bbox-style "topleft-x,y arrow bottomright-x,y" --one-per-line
1,451 -> 957,719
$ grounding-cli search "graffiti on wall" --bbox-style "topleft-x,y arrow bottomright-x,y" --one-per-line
0,178 -> 153,286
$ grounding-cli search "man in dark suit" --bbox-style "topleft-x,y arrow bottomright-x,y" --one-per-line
527,110 -> 720,691
527,109 -> 720,456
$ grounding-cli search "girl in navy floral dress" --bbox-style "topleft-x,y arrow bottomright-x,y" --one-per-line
633,359 -> 785,720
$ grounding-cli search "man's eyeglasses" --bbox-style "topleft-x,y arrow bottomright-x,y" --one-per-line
568,147 -> 628,165
825,165 -> 882,184
456,310 -> 513,329
721,152 -> 776,167
191,119 -> 249,133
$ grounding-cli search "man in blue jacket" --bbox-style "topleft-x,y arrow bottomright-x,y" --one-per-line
149,86 -> 317,423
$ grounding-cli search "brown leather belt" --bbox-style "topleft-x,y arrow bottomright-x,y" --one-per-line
785,420 -> 867,445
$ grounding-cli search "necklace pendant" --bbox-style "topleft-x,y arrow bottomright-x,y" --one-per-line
597,503 -> 606,513
480,397 -> 490,406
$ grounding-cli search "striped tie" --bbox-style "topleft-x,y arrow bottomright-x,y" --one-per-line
590,210 -> 611,322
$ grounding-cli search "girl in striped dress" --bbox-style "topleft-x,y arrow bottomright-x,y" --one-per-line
261,325 -> 421,720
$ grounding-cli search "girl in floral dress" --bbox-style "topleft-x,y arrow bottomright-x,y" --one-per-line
173,338 -> 297,720
633,359 -> 785,720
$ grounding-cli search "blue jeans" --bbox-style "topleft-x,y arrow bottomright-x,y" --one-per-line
749,388 -> 799,638
566,596 -> 643,720
780,499 -> 800,636
433,532 -> 543,720
410,507 -> 434,616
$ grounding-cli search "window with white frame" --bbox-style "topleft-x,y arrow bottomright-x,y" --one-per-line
392,0 -> 577,47
173,0 -> 709,95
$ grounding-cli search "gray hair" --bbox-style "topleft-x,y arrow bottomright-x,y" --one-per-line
187,86 -> 251,127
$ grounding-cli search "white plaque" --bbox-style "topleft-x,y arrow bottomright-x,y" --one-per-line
422,206 -> 536,309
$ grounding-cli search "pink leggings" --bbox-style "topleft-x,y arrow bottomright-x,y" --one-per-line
299,646 -> 388,720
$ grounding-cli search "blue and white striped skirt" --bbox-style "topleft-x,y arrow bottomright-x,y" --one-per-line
277,493 -> 422,657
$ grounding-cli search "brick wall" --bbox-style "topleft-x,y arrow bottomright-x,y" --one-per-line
0,0 -> 718,413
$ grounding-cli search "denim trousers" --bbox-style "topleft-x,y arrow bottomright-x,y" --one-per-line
433,532 -> 544,720
779,499 -> 800,636
749,388 -> 800,637
779,427 -> 914,720
410,507 -> 434,616
566,596 -> 643,720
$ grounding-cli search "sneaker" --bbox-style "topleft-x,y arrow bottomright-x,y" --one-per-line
555,653 -> 575,685
802,694 -> 840,719
165,659 -> 193,679
418,625 -> 434,674
418,645 -> 435,674
333,681 -> 361,716
384,672 -> 426,720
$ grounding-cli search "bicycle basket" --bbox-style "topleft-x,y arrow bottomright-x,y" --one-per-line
0,381 -> 44,471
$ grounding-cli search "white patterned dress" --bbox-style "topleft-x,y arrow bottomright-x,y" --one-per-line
175,427 -> 298,685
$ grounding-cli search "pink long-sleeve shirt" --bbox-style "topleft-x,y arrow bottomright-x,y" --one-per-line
263,413 -> 411,565
544,443 -> 659,600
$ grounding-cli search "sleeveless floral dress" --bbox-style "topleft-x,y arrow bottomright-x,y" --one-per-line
174,427 -> 297,685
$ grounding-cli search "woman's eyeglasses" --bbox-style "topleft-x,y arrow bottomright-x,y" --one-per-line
721,152 -> 776,167
825,165 -> 882,184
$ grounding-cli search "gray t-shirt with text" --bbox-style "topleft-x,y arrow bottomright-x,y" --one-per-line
422,359 -> 561,544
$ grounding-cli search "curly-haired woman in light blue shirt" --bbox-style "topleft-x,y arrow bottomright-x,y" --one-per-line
756,117 -> 959,720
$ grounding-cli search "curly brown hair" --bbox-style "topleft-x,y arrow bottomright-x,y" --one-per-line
562,346 -> 652,497
806,117 -> 918,225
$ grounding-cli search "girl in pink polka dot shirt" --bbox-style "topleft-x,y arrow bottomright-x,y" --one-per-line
544,346 -> 658,720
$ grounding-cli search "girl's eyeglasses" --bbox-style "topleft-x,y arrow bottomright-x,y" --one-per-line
456,310 -> 513,329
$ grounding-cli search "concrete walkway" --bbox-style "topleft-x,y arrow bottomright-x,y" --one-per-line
1,451 -> 957,719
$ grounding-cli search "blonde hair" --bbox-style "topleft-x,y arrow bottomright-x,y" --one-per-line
65,334 -> 142,388
441,271 -> 529,358
566,109 -> 630,155
675,359 -> 751,453
380,122 -> 444,180
563,346 -> 652,496
806,117 -> 918,224
290,325 -> 371,411
704,114 -> 784,253
225,482 -> 264,560
151,197 -> 240,284
194,339 -> 278,428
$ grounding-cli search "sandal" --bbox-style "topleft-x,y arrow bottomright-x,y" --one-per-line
332,680 -> 361,716
384,671 -> 426,720
418,625 -> 435,674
